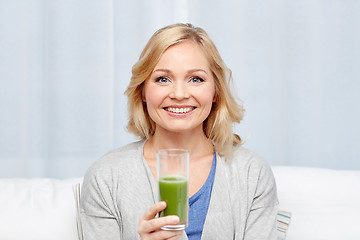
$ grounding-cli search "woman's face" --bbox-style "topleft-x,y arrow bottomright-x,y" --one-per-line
143,40 -> 216,135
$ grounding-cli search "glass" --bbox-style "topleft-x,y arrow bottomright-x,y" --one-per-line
157,149 -> 189,230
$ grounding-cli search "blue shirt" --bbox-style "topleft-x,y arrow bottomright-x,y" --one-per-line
185,152 -> 216,240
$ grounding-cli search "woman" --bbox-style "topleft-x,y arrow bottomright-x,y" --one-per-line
80,23 -> 278,240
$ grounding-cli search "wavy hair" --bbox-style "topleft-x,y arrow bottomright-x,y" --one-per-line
125,23 -> 244,157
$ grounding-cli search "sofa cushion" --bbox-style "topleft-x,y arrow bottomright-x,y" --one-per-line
0,178 -> 82,240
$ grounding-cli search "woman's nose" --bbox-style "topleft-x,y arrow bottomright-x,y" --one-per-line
169,81 -> 189,100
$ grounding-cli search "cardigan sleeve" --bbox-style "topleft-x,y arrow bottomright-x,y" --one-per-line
80,163 -> 122,240
244,159 -> 279,240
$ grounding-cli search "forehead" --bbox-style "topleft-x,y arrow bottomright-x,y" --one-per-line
155,40 -> 210,69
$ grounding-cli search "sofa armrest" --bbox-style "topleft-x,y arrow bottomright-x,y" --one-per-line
0,178 -> 82,240
272,166 -> 360,240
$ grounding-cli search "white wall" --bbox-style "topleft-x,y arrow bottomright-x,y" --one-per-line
0,0 -> 359,178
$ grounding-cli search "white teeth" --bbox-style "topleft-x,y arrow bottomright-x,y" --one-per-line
166,107 -> 193,113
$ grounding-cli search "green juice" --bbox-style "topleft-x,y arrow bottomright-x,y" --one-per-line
159,175 -> 188,224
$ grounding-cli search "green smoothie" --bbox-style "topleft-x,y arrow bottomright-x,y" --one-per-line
159,175 -> 188,224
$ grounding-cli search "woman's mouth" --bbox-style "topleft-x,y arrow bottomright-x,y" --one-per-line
164,107 -> 196,114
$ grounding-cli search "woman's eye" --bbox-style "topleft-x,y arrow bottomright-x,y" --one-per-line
155,77 -> 169,83
191,77 -> 204,83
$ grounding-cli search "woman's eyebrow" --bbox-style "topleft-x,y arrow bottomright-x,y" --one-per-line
152,68 -> 171,73
152,68 -> 208,75
188,69 -> 208,75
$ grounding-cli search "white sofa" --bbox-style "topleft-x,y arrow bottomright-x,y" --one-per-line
1,166 -> 360,240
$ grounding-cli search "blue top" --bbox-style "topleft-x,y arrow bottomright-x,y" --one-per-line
185,152 -> 216,240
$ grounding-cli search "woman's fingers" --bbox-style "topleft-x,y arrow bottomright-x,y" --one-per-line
142,201 -> 167,220
147,229 -> 183,240
141,215 -> 180,233
138,201 -> 182,240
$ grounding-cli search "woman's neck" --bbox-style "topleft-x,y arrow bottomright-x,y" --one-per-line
144,128 -> 214,161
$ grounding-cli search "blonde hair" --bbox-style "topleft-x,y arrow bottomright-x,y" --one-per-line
125,23 -> 244,157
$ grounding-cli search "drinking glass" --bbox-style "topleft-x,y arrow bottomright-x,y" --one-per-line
157,149 -> 189,230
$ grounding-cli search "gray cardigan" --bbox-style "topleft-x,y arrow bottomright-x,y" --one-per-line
80,140 -> 279,239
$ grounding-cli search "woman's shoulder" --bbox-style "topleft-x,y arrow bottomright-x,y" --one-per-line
105,140 -> 145,158
223,144 -> 272,175
84,140 -> 145,178
228,144 -> 265,163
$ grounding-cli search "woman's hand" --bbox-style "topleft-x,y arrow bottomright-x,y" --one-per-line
138,201 -> 183,240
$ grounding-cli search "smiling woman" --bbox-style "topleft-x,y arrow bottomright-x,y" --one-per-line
126,24 -> 244,156
80,23 -> 279,240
